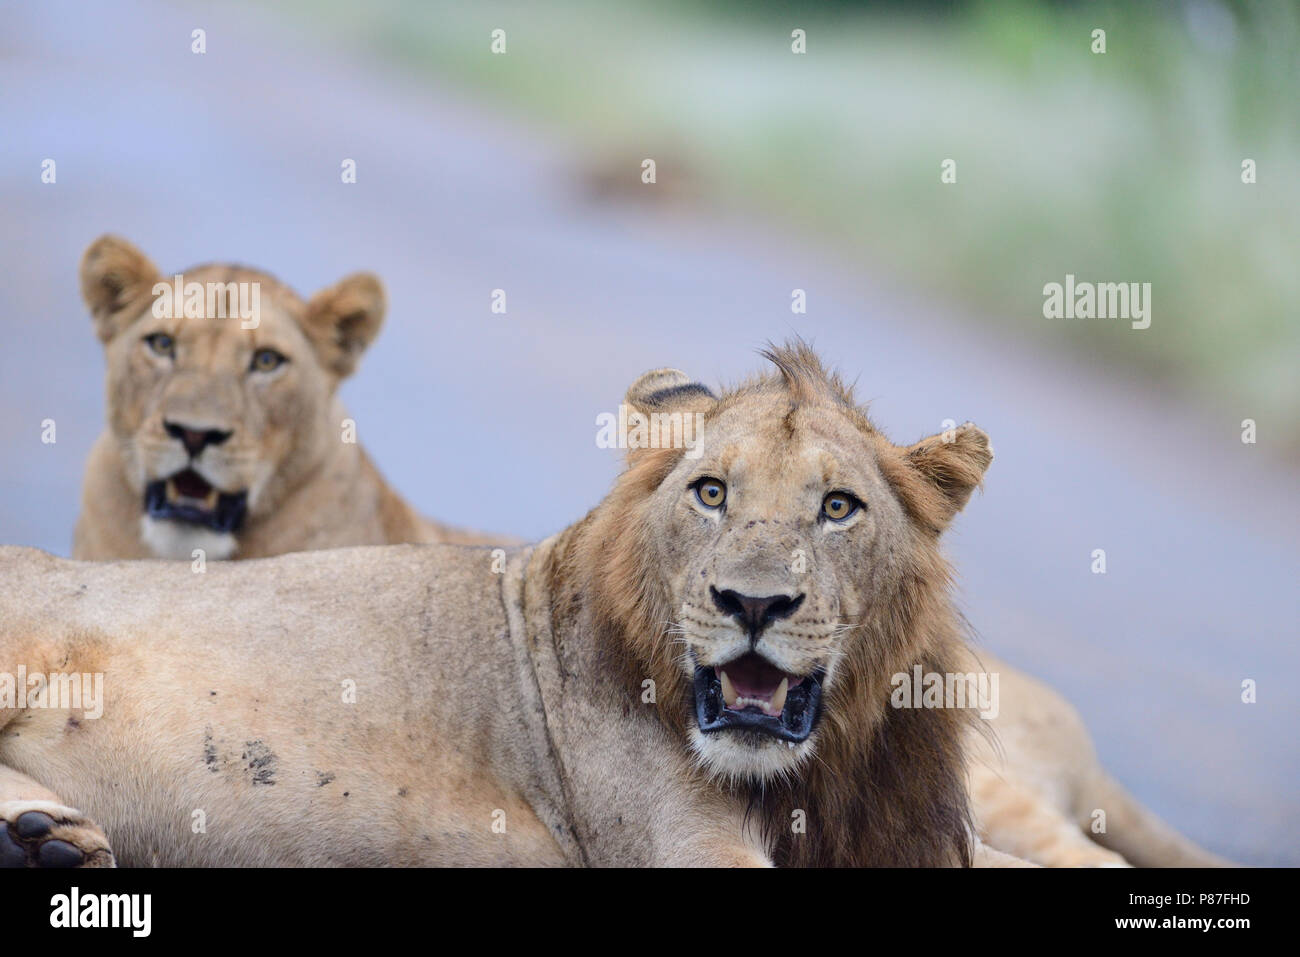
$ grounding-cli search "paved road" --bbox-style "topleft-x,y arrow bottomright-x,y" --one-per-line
0,1 -> 1295,863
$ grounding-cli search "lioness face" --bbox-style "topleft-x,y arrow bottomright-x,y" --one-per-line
104,271 -> 326,556
647,392 -> 913,781
81,236 -> 385,559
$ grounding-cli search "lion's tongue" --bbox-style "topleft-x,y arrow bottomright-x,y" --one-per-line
719,654 -> 802,717
171,469 -> 213,501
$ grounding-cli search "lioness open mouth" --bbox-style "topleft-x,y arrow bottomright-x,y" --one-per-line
693,652 -> 825,743
144,469 -> 247,533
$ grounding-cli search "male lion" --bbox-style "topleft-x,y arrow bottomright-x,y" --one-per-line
0,344 -> 1220,866
72,235 -> 495,561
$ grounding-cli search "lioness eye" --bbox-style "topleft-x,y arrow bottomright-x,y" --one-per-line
250,348 -> 286,373
693,478 -> 727,510
144,333 -> 175,358
821,491 -> 861,522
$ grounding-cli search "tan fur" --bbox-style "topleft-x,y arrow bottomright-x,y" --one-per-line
72,235 -> 498,561
966,651 -> 1231,867
0,343 -> 1009,866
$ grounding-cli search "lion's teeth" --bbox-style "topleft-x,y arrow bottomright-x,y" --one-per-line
771,678 -> 789,715
719,669 -> 738,708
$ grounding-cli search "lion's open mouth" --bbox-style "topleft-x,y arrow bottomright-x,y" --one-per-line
144,469 -> 247,533
693,652 -> 825,743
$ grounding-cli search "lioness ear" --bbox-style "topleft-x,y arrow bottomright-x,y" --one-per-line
896,423 -> 993,534
79,235 -> 161,344
621,368 -> 717,467
303,273 -> 386,379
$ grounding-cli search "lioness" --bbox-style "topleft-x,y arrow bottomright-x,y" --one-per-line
73,235 -> 496,561
0,345 -> 1220,866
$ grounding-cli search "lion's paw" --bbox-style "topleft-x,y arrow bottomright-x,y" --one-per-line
0,800 -> 115,868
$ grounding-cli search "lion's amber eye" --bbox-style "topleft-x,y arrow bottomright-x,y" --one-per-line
250,348 -> 286,373
821,491 -> 861,522
694,478 -> 727,510
144,333 -> 175,358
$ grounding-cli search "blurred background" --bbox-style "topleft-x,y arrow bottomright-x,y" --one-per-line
0,0 -> 1295,863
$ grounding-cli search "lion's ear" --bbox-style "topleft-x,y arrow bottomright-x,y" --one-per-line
893,423 -> 993,534
624,368 -> 717,410
303,272 -> 386,379
621,368 -> 718,467
80,235 -> 161,344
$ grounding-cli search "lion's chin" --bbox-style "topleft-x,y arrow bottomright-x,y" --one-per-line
139,515 -> 238,561
689,725 -> 814,784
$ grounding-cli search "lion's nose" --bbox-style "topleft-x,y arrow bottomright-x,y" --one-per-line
710,587 -> 805,642
164,420 -> 232,458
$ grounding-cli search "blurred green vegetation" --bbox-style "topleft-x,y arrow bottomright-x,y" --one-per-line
262,0 -> 1299,443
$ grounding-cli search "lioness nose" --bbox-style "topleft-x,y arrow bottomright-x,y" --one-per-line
164,420 -> 232,458
711,587 -> 805,641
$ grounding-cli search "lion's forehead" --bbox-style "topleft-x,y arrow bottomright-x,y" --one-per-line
171,307 -> 302,350
698,400 -> 882,493
175,264 -> 301,304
